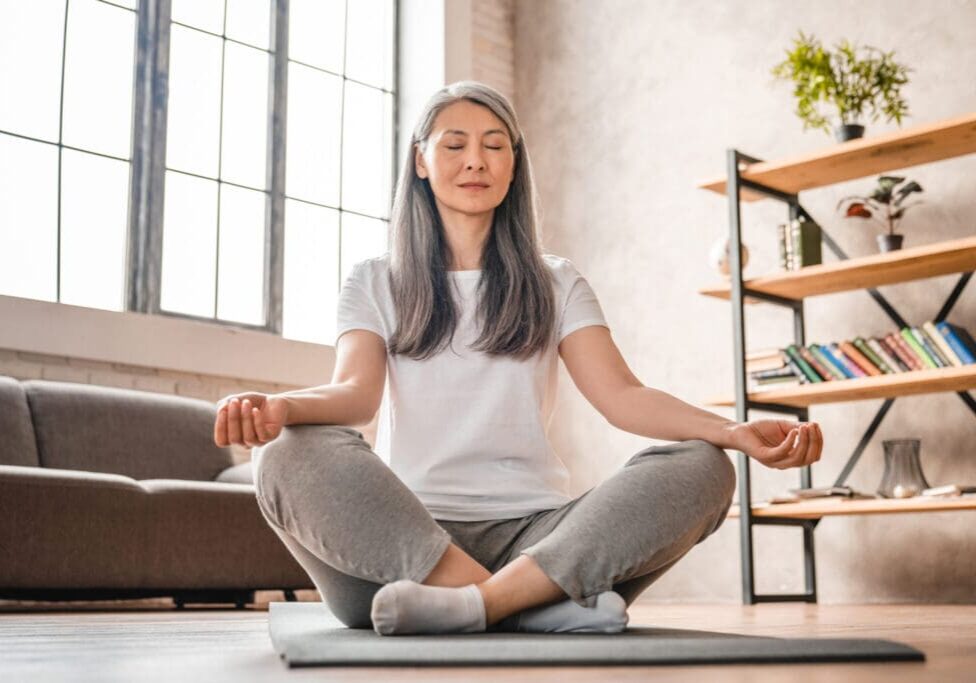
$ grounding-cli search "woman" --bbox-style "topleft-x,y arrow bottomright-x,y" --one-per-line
214,81 -> 823,636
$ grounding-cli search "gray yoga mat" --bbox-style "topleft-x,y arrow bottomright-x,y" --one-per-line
268,601 -> 925,667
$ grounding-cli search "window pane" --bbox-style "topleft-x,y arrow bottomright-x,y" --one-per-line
225,0 -> 270,50
161,171 -> 218,318
166,25 -> 222,178
61,0 -> 135,159
0,134 -> 58,301
285,62 -> 341,206
342,83 -> 393,218
171,0 -> 224,35
221,41 -> 269,190
0,1 -> 65,142
339,212 -> 388,284
282,199 -> 339,345
289,0 -> 344,74
59,149 -> 129,311
345,0 -> 394,90
216,184 -> 266,325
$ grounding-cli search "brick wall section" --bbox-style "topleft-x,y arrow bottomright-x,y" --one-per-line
472,0 -> 515,105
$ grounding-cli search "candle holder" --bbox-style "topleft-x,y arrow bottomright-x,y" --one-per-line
877,438 -> 930,498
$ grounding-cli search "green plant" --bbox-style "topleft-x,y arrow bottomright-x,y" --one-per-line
836,175 -> 924,235
771,31 -> 911,135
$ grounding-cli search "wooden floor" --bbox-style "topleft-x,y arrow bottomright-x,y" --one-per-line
1,590 -> 974,682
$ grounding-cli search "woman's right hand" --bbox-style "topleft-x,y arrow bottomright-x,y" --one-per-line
214,392 -> 290,448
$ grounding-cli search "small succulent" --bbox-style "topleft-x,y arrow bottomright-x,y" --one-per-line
836,175 -> 923,235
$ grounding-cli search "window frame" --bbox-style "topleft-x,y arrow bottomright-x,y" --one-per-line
126,0 -> 400,338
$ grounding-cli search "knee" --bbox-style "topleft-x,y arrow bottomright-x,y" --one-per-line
253,424 -> 367,517
684,439 -> 737,509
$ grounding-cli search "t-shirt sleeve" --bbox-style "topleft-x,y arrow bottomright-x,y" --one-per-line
335,261 -> 386,345
558,259 -> 609,343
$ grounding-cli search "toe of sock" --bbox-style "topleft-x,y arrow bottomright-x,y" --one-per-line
370,582 -> 402,635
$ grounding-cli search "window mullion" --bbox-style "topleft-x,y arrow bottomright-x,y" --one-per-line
126,0 -> 171,314
265,0 -> 289,335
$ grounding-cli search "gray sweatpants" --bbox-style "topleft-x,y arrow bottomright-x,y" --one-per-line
253,424 -> 736,630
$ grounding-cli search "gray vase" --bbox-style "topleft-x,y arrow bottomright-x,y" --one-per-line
877,439 -> 930,498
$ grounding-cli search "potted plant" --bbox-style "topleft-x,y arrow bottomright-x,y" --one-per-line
836,175 -> 924,252
771,31 -> 912,142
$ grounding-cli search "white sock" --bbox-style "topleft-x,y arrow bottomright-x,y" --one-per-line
514,590 -> 629,633
370,580 -> 487,635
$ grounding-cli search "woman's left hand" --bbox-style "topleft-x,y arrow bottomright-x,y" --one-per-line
724,419 -> 823,470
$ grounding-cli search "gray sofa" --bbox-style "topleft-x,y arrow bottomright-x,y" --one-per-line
0,374 -> 313,608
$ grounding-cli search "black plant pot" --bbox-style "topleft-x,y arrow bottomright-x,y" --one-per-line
877,234 -> 904,252
834,124 -> 865,142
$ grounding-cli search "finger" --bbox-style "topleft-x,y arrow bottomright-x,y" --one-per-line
214,404 -> 228,447
240,399 -> 259,446
251,405 -> 269,442
766,427 -> 798,463
806,423 -> 823,465
785,425 -> 810,468
227,398 -> 243,445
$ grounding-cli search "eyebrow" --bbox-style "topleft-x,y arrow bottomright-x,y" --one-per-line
444,128 -> 509,137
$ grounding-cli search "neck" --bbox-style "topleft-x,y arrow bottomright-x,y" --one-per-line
436,198 -> 493,270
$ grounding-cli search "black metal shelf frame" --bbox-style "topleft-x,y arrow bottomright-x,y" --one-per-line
724,148 -> 976,605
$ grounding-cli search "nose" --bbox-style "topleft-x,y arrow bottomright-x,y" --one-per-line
464,147 -> 487,171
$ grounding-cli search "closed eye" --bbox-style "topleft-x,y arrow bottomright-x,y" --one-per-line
447,146 -> 504,150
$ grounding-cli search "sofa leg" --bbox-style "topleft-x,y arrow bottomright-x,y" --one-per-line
171,589 -> 254,609
283,589 -> 297,602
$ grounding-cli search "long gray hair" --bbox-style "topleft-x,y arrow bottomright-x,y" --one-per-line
386,81 -> 556,362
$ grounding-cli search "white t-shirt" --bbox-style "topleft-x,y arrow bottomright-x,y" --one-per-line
335,253 -> 609,521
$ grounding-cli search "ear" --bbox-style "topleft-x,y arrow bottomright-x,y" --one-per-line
414,145 -> 428,179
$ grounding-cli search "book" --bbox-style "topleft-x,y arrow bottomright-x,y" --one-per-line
785,356 -> 810,383
901,327 -> 938,368
839,340 -> 882,376
776,223 -> 788,271
817,343 -> 857,379
768,485 -> 877,504
853,336 -> 893,374
936,321 -> 976,364
888,332 -> 924,370
923,320 -> 962,366
911,326 -> 946,367
829,342 -> 867,377
867,336 -> 905,373
916,325 -> 950,367
809,344 -> 846,380
784,344 -> 823,382
799,346 -> 833,381
921,484 -> 976,497
878,335 -> 914,372
789,217 -> 823,268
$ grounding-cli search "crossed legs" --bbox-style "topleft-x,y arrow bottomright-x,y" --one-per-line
254,425 -> 736,632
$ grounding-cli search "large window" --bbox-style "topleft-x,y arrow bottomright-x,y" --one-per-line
0,0 -> 398,347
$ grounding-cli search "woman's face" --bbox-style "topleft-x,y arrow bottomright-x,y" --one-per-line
414,99 -> 515,218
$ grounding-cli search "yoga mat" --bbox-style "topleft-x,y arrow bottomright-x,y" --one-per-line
268,601 -> 925,668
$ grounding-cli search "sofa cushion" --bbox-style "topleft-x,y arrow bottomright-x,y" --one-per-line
0,375 -> 40,467
23,378 -> 234,481
215,460 -> 254,484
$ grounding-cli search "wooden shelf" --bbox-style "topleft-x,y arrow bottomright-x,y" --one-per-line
727,495 -> 976,519
699,235 -> 976,302
705,364 -> 976,408
698,111 -> 976,201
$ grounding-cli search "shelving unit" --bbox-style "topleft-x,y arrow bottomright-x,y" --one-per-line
697,110 -> 976,605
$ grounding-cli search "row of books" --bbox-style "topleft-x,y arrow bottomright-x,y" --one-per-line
747,320 -> 976,389
776,216 -> 823,270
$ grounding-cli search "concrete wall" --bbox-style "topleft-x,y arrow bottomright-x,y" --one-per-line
515,0 -> 976,603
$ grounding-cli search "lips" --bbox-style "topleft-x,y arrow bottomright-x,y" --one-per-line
459,183 -> 489,188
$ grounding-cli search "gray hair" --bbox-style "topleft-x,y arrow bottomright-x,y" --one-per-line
386,80 -> 556,361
